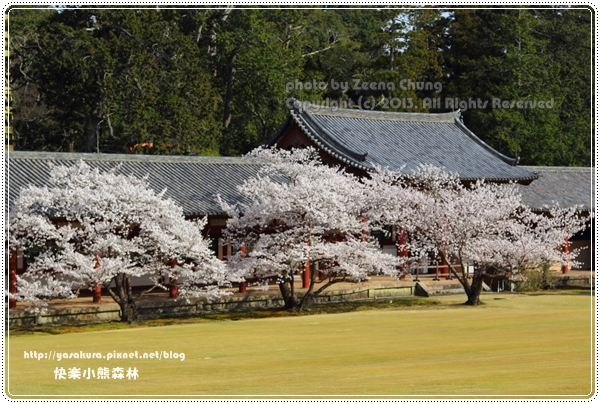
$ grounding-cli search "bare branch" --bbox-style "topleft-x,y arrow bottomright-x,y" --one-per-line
103,280 -> 121,304
136,284 -> 162,300
313,276 -> 348,296
302,39 -> 340,58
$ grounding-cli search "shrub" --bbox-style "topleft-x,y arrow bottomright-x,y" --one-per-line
513,264 -> 559,292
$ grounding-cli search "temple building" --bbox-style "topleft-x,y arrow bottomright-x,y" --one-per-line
267,101 -> 545,276
5,102 -> 593,300
266,99 -> 538,184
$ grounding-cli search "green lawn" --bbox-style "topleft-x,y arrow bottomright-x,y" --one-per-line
6,293 -> 594,398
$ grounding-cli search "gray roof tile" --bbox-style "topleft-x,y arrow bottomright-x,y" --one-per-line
6,151 -> 264,217
7,153 -> 591,218
267,100 -> 538,182
517,166 -> 594,212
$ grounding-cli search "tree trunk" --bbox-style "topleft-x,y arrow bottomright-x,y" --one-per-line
278,280 -> 298,310
439,251 -> 484,306
298,261 -> 318,311
207,7 -> 233,76
440,251 -> 474,303
466,274 -> 484,306
222,52 -> 237,129
106,273 -> 139,323
85,113 -> 100,153
118,298 -> 138,324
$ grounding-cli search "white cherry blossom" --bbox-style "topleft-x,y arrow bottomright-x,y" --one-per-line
365,165 -> 589,305
9,161 -> 232,322
219,147 -> 403,310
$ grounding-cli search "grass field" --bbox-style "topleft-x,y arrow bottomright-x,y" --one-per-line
6,292 -> 594,398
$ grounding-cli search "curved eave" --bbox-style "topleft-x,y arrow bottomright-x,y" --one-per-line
186,210 -> 227,217
460,175 -> 539,184
271,100 -> 539,183
289,109 -> 373,171
289,110 -> 538,182
530,207 -> 593,214
8,208 -> 229,219
454,118 -> 519,167
300,109 -> 368,163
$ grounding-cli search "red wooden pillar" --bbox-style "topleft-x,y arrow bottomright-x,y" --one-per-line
396,228 -> 408,280
302,259 -> 311,288
239,245 -> 247,293
169,258 -> 178,298
302,242 -> 310,289
562,236 -> 570,274
8,252 -> 17,309
238,281 -> 247,293
93,253 -> 102,303
438,258 -> 449,279
93,285 -> 102,303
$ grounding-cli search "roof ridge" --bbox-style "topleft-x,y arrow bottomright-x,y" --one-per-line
264,99 -> 540,183
6,151 -> 261,165
7,152 -> 267,217
294,100 -> 461,123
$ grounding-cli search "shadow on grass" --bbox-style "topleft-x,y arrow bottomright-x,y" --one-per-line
10,289 -> 592,337
8,297 -> 440,337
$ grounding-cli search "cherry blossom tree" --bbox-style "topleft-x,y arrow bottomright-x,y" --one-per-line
365,165 -> 589,305
219,147 -> 403,310
8,161 -> 232,323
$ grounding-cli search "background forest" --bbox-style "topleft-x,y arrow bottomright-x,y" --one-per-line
7,6 -> 592,166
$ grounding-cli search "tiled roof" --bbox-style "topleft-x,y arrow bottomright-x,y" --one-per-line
517,166 -> 594,212
7,153 -> 592,218
266,99 -> 538,183
6,151 -> 264,217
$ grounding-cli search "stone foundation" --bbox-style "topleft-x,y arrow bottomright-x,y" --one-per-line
8,285 -> 414,328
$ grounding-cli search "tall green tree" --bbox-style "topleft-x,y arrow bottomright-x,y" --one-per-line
8,8 -> 58,150
444,7 -> 591,166
11,7 -> 221,154
9,7 -> 591,164
538,7 -> 592,166
314,7 -> 446,113
372,7 -> 446,112
208,7 -> 305,155
206,6 -> 368,155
